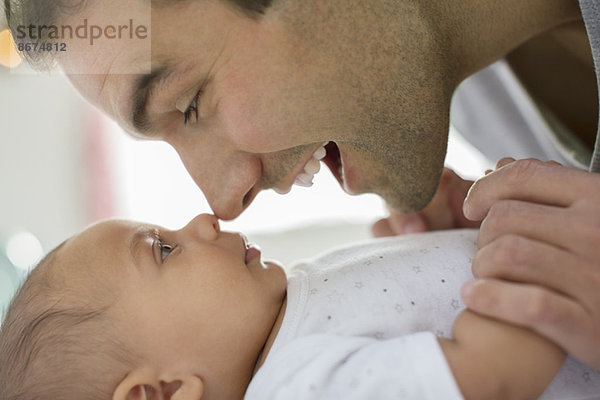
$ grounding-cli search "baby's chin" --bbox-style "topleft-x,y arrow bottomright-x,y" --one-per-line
263,259 -> 285,270
262,259 -> 288,291
264,259 -> 287,277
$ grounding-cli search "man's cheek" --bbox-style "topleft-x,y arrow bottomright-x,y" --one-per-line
219,83 -> 288,153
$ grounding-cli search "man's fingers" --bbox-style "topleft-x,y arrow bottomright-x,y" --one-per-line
472,235 -> 595,302
464,159 -> 599,221
477,200 -> 572,249
477,199 -> 600,258
494,157 -> 516,169
464,158 -> 600,370
462,279 -> 600,370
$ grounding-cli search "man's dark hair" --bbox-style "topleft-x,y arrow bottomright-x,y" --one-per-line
3,0 -> 85,69
3,0 -> 274,70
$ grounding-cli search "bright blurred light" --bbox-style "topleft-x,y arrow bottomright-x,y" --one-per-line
0,258 -> 19,318
5,231 -> 44,271
0,29 -> 22,68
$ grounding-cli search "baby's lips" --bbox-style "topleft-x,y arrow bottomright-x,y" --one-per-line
245,243 -> 262,264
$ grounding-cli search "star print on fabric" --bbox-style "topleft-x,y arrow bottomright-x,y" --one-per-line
395,304 -> 405,313
412,265 -> 422,274
327,290 -> 344,303
583,372 -> 592,382
451,299 -> 461,310
354,282 -> 365,289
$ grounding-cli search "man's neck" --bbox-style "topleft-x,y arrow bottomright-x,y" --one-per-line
423,0 -> 584,84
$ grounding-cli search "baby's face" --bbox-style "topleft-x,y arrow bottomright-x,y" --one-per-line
54,213 -> 287,398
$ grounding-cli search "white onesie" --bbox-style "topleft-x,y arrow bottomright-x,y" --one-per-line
246,230 -> 600,399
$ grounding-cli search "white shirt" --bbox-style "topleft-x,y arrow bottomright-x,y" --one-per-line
246,230 -> 600,399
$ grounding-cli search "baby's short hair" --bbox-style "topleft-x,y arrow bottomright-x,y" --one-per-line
0,244 -> 136,400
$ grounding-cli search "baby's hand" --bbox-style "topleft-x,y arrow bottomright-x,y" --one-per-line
372,168 -> 480,237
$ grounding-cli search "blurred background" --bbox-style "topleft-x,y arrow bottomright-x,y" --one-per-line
0,26 -> 492,318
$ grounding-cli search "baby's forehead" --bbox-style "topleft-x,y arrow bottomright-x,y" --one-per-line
62,219 -> 139,254
49,219 -> 142,287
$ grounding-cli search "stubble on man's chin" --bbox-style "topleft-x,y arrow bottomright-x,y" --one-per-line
258,145 -> 312,189
382,172 -> 440,213
345,128 -> 445,214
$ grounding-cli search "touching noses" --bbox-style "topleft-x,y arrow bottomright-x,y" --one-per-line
175,141 -> 263,221
180,214 -> 220,241
203,153 -> 263,220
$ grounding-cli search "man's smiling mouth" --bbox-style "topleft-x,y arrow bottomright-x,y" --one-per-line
321,141 -> 343,186
293,141 -> 327,187
275,141 -> 344,194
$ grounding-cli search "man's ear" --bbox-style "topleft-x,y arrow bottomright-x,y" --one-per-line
113,369 -> 204,400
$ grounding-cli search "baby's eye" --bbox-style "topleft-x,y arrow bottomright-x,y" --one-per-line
159,242 -> 173,261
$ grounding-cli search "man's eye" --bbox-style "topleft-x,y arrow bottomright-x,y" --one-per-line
183,90 -> 202,125
159,242 -> 173,261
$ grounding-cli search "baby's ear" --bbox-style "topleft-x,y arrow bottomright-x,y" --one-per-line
112,368 -> 154,400
113,369 -> 204,400
167,375 -> 204,400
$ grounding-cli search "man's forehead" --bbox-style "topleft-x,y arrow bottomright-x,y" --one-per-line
67,72 -> 135,130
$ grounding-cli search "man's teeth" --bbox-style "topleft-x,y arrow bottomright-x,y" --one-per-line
304,158 -> 321,174
294,142 -> 328,187
312,145 -> 326,161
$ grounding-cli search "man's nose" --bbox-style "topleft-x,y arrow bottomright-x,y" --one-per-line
178,146 -> 262,220
205,152 -> 262,220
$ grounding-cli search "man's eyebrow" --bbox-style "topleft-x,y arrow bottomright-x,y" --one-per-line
131,65 -> 172,134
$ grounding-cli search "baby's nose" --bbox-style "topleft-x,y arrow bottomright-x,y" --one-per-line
181,214 -> 220,240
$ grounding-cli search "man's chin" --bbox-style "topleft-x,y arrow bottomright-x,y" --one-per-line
380,183 -> 438,213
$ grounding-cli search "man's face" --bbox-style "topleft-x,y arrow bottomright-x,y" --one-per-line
64,0 -> 450,219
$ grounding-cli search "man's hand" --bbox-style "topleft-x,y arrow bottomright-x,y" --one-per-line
461,158 -> 600,370
372,168 -> 480,237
